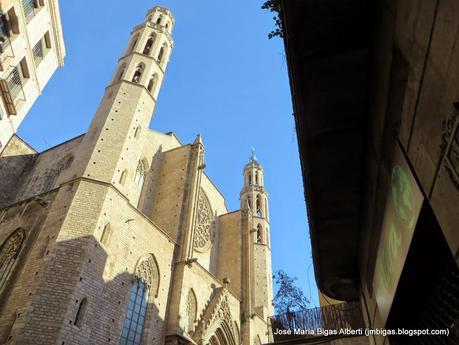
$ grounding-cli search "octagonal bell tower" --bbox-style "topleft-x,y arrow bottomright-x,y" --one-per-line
240,152 -> 274,320
61,7 -> 175,203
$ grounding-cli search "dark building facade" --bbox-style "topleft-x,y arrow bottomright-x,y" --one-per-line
280,0 -> 458,344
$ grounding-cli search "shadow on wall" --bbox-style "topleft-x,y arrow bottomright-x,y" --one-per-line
0,153 -> 37,207
0,231 -> 173,345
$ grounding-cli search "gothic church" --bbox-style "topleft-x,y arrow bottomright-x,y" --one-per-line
0,6 -> 273,345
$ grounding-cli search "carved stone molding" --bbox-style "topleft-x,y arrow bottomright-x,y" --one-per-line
193,189 -> 213,252
135,254 -> 160,297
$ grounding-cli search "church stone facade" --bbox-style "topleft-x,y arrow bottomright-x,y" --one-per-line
0,6 -> 273,345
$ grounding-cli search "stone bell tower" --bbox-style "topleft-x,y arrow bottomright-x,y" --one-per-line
240,152 -> 274,319
59,6 -> 175,204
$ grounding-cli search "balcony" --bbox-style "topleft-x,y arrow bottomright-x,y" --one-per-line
269,302 -> 366,344
0,66 -> 25,115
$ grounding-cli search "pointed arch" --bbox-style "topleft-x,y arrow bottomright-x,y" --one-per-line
142,34 -> 156,55
129,34 -> 139,53
135,253 -> 160,297
120,254 -> 160,345
74,298 -> 87,328
0,228 -> 25,290
134,126 -> 141,138
131,63 -> 145,84
100,223 -> 111,246
248,172 -> 252,185
256,224 -> 263,244
116,62 -> 127,81
255,171 -> 259,185
147,74 -> 158,93
256,194 -> 262,217
119,169 -> 128,185
157,43 -> 167,64
134,159 -> 147,186
156,14 -> 163,24
185,288 -> 198,333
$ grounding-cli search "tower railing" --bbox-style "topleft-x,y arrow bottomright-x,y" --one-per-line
269,302 -> 365,341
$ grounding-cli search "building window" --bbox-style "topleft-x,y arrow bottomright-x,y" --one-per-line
74,298 -> 87,328
185,289 -> 197,333
147,74 -> 157,93
255,171 -> 259,185
256,224 -> 263,244
142,35 -> 155,55
120,280 -> 148,345
6,7 -> 20,35
256,195 -> 262,217
120,255 -> 159,345
129,35 -> 139,53
0,228 -> 25,290
132,65 -> 144,84
32,39 -> 43,65
134,160 -> 146,186
134,126 -> 141,138
157,44 -> 167,64
248,173 -> 252,185
156,14 -> 163,25
22,0 -> 40,22
32,32 -> 51,66
0,64 -> 27,115
100,223 -> 111,247
116,63 -> 127,82
119,170 -> 128,185
6,67 -> 23,99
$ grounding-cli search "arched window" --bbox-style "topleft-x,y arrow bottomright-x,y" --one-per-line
256,224 -> 263,244
165,22 -> 169,30
256,195 -> 262,217
255,171 -> 259,185
130,35 -> 139,53
248,173 -> 252,185
142,35 -> 155,55
157,44 -> 167,64
0,228 -> 25,290
120,255 -> 159,345
119,170 -> 128,185
156,14 -> 163,24
100,223 -> 111,246
74,298 -> 87,328
147,74 -> 157,93
185,289 -> 197,333
247,196 -> 252,209
134,126 -> 141,138
117,63 -> 126,81
134,160 -> 146,186
132,64 -> 144,84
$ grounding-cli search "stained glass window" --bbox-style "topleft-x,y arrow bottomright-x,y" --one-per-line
119,280 -> 149,345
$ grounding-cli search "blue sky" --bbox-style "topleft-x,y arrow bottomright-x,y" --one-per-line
18,0 -> 319,307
